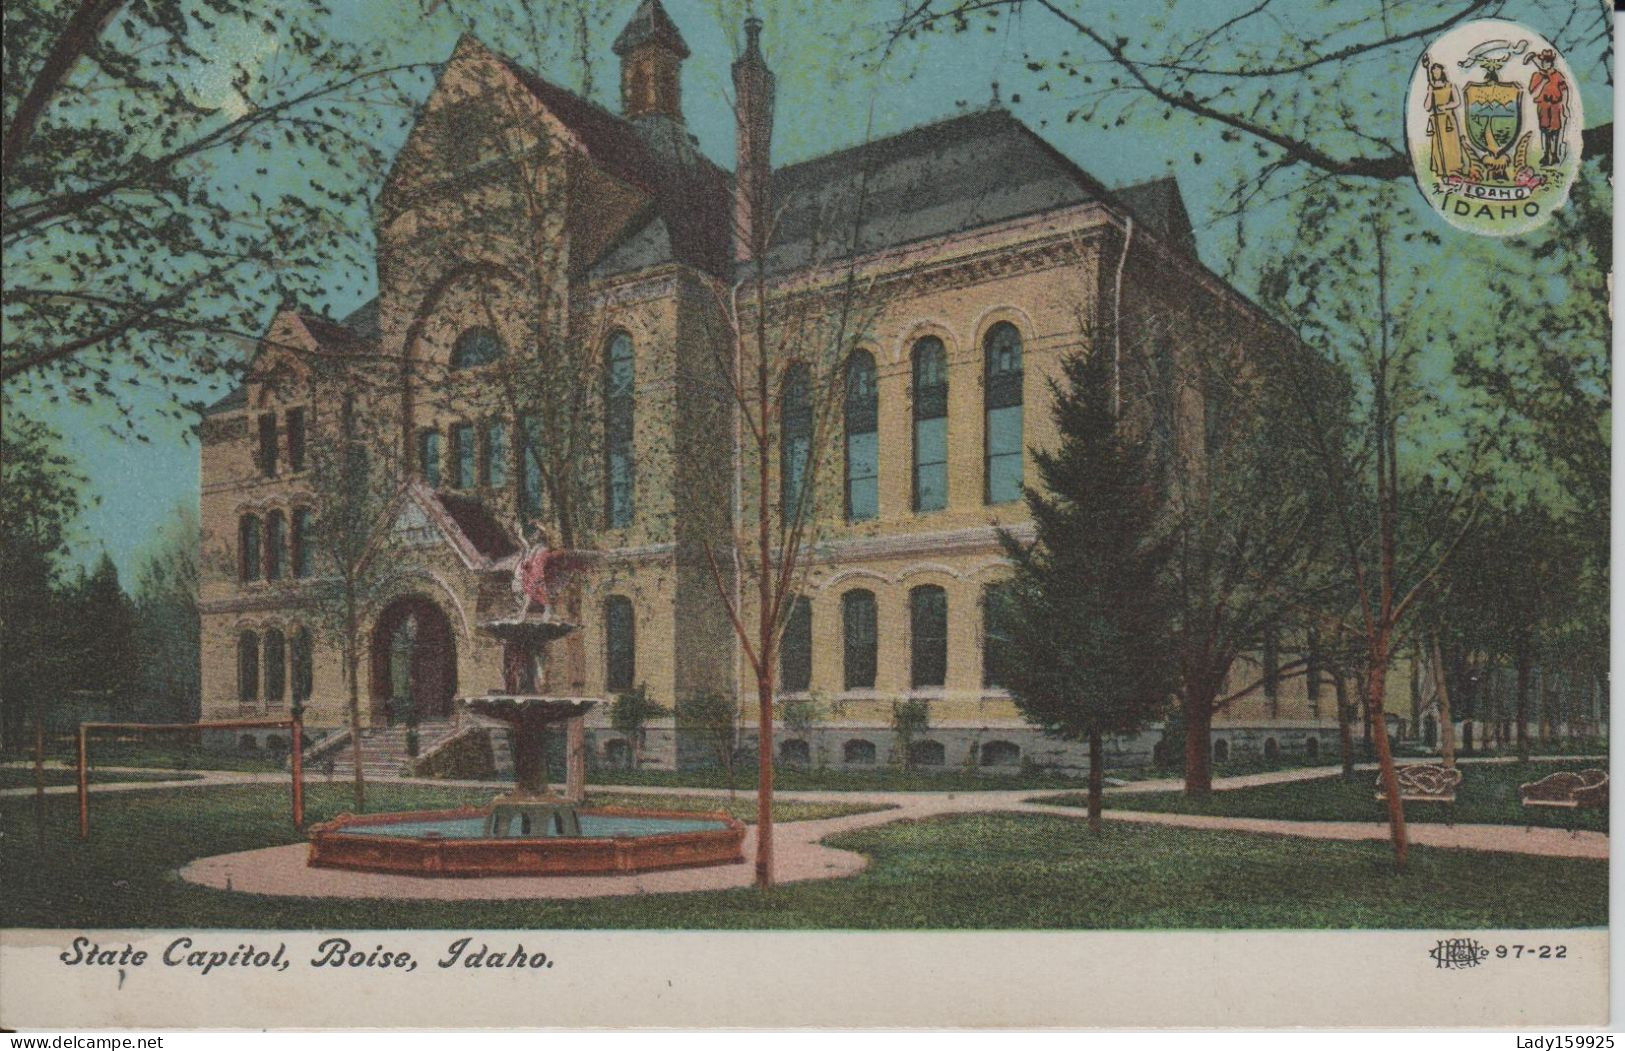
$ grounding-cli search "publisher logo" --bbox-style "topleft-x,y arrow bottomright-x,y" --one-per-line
1406,19 -> 1581,236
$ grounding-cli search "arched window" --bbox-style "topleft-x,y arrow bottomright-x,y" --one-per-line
911,337 -> 948,512
264,510 -> 285,581
290,626 -> 314,704
417,429 -> 442,488
983,321 -> 1024,504
239,515 -> 262,582
264,628 -> 286,705
1213,738 -> 1230,763
605,594 -> 635,693
910,584 -> 948,689
237,631 -> 259,702
980,740 -> 1021,767
291,509 -> 313,579
909,739 -> 946,767
780,362 -> 811,521
779,739 -> 811,766
451,326 -> 505,369
1306,735 -> 1321,760
603,737 -> 631,768
450,423 -> 476,488
604,332 -> 635,528
780,596 -> 812,694
843,738 -> 876,764
841,589 -> 877,690
518,414 -> 544,516
482,419 -> 509,488
982,581 -> 1016,689
1263,737 -> 1279,760
844,351 -> 878,522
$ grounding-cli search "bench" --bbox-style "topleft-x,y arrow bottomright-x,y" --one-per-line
1520,769 -> 1608,810
1375,763 -> 1462,804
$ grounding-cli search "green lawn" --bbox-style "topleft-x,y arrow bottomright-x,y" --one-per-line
0,767 -> 203,790
1033,761 -> 1609,832
0,783 -> 1604,929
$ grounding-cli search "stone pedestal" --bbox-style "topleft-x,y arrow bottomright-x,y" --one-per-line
566,715 -> 586,803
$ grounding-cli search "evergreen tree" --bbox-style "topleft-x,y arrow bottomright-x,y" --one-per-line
997,348 -> 1176,833
67,552 -> 136,707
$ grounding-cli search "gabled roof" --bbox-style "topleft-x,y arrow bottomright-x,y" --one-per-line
1113,175 -> 1196,253
434,491 -> 520,562
612,0 -> 690,58
496,55 -> 732,278
388,482 -> 521,571
202,307 -> 374,415
759,107 -> 1120,276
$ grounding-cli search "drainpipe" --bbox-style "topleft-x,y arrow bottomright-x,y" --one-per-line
1111,215 -> 1134,418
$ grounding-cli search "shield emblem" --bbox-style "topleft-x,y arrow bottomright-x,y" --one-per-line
1463,79 -> 1521,158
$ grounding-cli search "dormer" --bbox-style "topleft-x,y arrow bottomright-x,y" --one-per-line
613,0 -> 689,123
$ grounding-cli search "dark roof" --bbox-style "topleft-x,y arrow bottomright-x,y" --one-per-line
298,312 -> 368,351
203,386 -> 246,415
498,57 -> 732,278
612,0 -> 689,58
435,492 -> 519,561
339,298 -> 380,340
759,108 -> 1122,276
1113,176 -> 1195,253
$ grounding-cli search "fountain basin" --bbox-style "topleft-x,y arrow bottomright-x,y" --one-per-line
306,805 -> 746,878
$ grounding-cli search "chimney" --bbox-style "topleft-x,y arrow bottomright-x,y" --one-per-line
732,16 -> 775,263
613,0 -> 689,122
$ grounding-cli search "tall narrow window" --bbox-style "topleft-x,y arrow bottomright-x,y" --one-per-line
257,414 -> 278,476
291,626 -> 314,705
264,510 -> 285,581
984,321 -> 1024,504
237,631 -> 259,702
451,327 -> 505,369
844,351 -> 878,522
518,414 -> 543,517
780,597 -> 812,693
604,332 -> 635,528
982,582 -> 1015,689
781,363 -> 811,522
912,337 -> 948,512
239,515 -> 262,582
417,429 -> 441,488
841,589 -> 877,690
263,629 -> 286,705
910,584 -> 948,689
291,509 -> 312,579
605,595 -> 635,693
286,407 -> 306,472
483,420 -> 509,488
450,423 -> 475,489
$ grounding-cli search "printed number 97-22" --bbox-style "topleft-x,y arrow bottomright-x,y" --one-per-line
1496,945 -> 1567,959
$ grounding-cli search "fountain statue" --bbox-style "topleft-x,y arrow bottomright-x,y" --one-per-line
463,528 -> 595,812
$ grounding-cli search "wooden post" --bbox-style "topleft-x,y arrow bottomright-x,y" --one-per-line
1431,633 -> 1456,770
76,725 -> 89,840
290,711 -> 305,830
565,714 -> 586,803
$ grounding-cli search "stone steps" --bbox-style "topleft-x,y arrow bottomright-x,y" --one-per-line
313,722 -> 460,778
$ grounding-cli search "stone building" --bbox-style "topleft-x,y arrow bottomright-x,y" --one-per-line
197,0 -> 1386,776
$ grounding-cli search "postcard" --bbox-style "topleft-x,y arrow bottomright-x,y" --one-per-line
0,0 -> 1610,1030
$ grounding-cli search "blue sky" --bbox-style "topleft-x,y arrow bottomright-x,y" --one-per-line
18,0 -> 1611,579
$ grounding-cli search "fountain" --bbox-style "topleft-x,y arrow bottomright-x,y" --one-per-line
306,548 -> 745,877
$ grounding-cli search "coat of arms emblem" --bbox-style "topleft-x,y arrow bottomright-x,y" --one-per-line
1407,20 -> 1581,236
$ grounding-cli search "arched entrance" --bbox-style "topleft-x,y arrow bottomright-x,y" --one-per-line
370,595 -> 457,724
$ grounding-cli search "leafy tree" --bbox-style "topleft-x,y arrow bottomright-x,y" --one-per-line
608,684 -> 668,771
130,503 -> 201,723
677,690 -> 742,798
3,0 -> 427,420
889,699 -> 930,773
64,551 -> 137,706
884,0 -> 1611,220
0,415 -> 82,749
997,348 -> 1176,833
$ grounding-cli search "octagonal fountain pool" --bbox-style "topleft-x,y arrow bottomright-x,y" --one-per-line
308,804 -> 747,878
